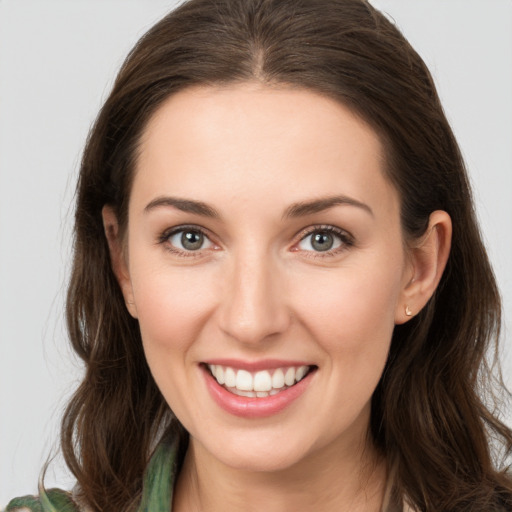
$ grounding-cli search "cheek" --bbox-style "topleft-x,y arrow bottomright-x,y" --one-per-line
130,264 -> 218,355
128,264 -> 220,419
291,259 -> 404,430
292,255 -> 404,360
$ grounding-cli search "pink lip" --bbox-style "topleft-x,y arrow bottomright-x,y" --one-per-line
203,358 -> 312,371
201,365 -> 315,419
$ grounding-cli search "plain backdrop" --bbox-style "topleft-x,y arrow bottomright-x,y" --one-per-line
1,0 -> 511,506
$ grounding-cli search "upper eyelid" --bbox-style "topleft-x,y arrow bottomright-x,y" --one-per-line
161,224 -> 212,238
295,224 -> 353,241
158,225 -> 216,258
158,224 -> 216,248
161,223 -> 351,236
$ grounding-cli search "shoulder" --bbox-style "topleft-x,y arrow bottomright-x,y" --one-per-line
5,488 -> 85,512
5,432 -> 182,512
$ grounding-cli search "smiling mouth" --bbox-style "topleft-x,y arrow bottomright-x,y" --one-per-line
205,364 -> 317,398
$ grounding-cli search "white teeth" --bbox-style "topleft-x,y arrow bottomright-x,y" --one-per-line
284,367 -> 296,386
231,388 -> 257,397
236,369 -> 253,391
215,365 -> 225,385
224,367 -> 236,387
295,365 -> 308,381
207,364 -> 312,396
272,368 -> 285,389
253,370 -> 272,392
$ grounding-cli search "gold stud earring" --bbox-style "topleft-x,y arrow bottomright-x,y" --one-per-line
405,305 -> 413,317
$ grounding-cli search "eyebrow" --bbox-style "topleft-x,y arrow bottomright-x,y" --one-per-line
144,196 -> 221,218
283,195 -> 374,219
143,194 -> 373,220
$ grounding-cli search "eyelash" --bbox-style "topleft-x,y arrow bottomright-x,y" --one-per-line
295,225 -> 354,258
157,224 -> 354,258
158,224 -> 215,258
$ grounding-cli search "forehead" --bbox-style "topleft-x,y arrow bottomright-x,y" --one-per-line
133,83 -> 398,219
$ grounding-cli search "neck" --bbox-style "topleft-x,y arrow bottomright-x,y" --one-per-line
173,431 -> 387,512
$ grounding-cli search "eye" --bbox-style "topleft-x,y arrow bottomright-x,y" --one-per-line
296,226 -> 352,254
164,227 -> 214,252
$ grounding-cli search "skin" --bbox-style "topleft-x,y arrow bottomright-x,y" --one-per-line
104,83 -> 451,512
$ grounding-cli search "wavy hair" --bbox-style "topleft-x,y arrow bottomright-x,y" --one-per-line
60,0 -> 512,510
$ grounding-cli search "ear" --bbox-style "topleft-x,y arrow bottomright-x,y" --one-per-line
102,205 -> 138,318
395,210 -> 452,324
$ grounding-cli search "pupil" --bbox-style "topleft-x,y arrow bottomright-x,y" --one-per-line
181,231 -> 203,250
312,232 -> 333,251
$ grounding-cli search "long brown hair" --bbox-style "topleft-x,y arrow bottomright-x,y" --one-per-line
61,0 -> 512,510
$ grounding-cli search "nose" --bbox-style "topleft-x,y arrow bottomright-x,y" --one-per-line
217,248 -> 291,346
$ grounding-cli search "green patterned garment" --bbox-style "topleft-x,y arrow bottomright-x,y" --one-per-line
5,436 -> 178,512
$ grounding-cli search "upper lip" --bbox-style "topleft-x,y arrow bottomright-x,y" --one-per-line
202,358 -> 315,372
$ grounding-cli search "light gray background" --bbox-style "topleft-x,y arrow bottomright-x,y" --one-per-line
1,0 -> 511,505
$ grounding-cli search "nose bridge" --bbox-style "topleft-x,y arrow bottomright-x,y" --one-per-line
219,243 -> 289,345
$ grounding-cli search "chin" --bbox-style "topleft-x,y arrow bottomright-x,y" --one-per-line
196,428 -> 318,473
220,448 -> 307,473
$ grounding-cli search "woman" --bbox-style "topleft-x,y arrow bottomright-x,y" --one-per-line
5,0 -> 512,510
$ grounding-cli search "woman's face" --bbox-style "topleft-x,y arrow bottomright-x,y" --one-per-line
116,84 -> 414,471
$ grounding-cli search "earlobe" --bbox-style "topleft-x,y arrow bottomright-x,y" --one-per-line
102,205 -> 138,318
395,210 -> 452,324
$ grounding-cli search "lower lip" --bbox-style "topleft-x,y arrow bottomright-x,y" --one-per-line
202,366 -> 314,418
